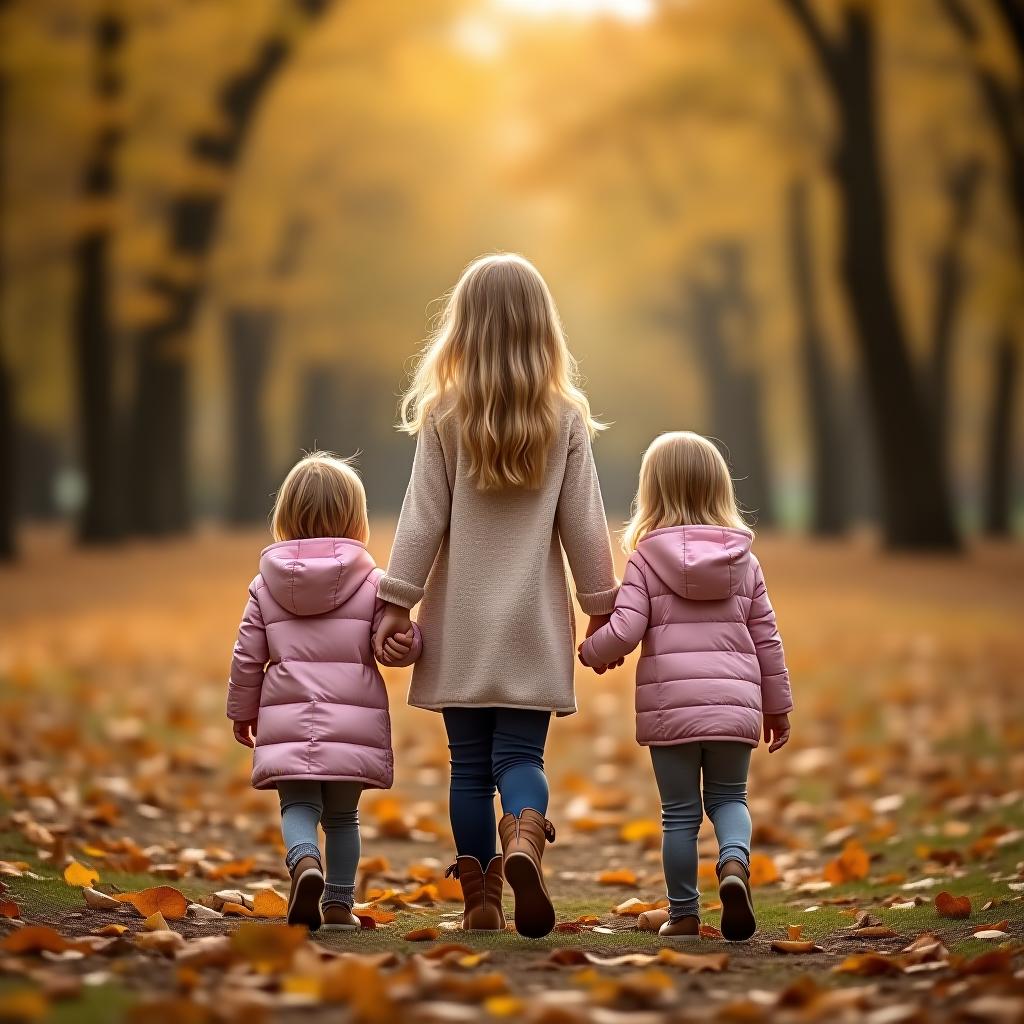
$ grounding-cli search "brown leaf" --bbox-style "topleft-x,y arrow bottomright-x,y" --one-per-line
229,923 -> 307,972
771,940 -> 822,954
787,924 -> 803,940
134,930 -> 186,957
402,927 -> 440,941
657,948 -> 729,972
935,891 -> 971,919
419,942 -> 475,959
548,948 -> 588,965
848,925 -> 899,938
612,897 -> 668,916
955,949 -> 1016,975
115,886 -> 188,921
0,899 -> 20,919
93,924 -> 128,937
833,952 -> 904,976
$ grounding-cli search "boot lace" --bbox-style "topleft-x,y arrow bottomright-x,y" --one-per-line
444,861 -> 460,880
543,819 -> 556,843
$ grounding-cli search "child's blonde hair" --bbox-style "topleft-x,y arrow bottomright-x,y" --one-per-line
271,451 -> 369,544
399,253 -> 601,491
622,432 -> 751,552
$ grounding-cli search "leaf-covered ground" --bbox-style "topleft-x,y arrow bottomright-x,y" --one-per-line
1,527 -> 1022,1022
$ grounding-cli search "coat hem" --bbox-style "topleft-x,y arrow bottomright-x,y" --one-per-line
410,698 -> 577,717
639,735 -> 759,747
253,773 -> 391,791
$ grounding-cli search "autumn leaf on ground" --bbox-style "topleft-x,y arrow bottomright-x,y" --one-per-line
115,886 -> 188,921
82,887 -> 120,910
0,899 -> 20,919
747,853 -> 780,886
252,889 -> 288,919
935,891 -> 971,918
833,952 -> 904,976
230,923 -> 307,972
0,925 -> 84,955
619,819 -> 660,843
598,868 -> 639,886
823,839 -> 870,883
657,948 -> 730,972
92,924 -> 128,937
612,897 -> 667,916
771,940 -> 822,954
63,860 -> 99,887
143,912 -> 169,932
353,905 -> 396,925
403,927 -> 440,941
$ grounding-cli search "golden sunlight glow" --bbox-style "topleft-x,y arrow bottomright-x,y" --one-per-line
494,0 -> 654,21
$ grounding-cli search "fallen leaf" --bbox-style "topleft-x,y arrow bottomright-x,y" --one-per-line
0,899 -> 20,919
63,860 -> 100,888
82,888 -> 121,911
0,989 -> 49,1022
787,924 -> 803,940
771,940 -> 822,954
93,924 -> 128,936
252,889 -> 288,919
134,930 -> 186,956
833,952 -> 904,976
230,923 -> 307,972
612,897 -> 668,916
935,891 -> 971,919
220,901 -> 254,917
0,926 -> 83,955
115,886 -> 188,921
403,927 -> 440,941
657,948 -> 729,972
748,853 -> 780,886
823,840 -> 870,883
847,926 -> 899,939
597,868 -> 638,886
143,912 -> 169,932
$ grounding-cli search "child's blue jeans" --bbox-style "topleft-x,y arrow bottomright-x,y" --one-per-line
649,742 -> 752,921
442,707 -> 551,866
278,780 -> 363,909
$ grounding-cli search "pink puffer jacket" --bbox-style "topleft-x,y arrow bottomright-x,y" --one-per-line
580,526 -> 792,746
227,538 -> 421,790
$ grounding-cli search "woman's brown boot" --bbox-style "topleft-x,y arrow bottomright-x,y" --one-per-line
446,855 -> 505,931
498,808 -> 556,938
718,859 -> 756,941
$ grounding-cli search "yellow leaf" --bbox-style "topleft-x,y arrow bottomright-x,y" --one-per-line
485,996 -> 524,1017
619,819 -> 660,843
143,912 -> 168,932
63,861 -> 99,888
93,924 -> 128,937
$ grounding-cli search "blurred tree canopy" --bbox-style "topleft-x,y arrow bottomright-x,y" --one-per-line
0,0 -> 1021,556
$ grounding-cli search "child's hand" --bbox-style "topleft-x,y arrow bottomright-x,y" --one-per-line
379,627 -> 415,666
233,719 -> 258,748
584,614 -> 624,671
763,713 -> 791,752
577,641 -> 606,674
374,603 -> 412,661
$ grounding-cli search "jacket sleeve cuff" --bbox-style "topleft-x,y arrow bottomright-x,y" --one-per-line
377,574 -> 424,609
577,585 -> 619,616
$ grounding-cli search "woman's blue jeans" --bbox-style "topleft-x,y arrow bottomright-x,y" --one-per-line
649,741 -> 752,921
442,707 -> 551,866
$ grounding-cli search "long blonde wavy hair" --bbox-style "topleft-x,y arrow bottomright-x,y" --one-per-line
622,432 -> 752,552
399,253 -> 601,491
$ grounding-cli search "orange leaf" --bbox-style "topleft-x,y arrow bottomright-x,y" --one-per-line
63,861 -> 100,888
657,949 -> 730,972
0,899 -> 20,919
435,875 -> 464,902
787,924 -> 803,940
598,868 -> 639,887
93,924 -> 128,937
747,854 -> 780,886
229,923 -> 307,972
771,940 -> 821,954
935,891 -> 971,919
403,927 -> 440,942
619,819 -> 660,843
221,902 -> 255,917
0,925 -> 82,955
355,905 -> 396,925
115,886 -> 188,921
252,889 -> 288,919
613,897 -> 668,916
833,952 -> 903,976
823,840 -> 870,884
205,858 -> 255,880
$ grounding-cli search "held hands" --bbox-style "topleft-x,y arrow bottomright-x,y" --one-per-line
232,719 -> 258,748
763,712 -> 791,752
373,602 -> 413,666
577,614 -> 625,675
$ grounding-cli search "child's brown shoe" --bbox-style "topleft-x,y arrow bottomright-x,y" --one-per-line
320,905 -> 361,931
658,915 -> 701,941
287,855 -> 325,931
718,859 -> 756,941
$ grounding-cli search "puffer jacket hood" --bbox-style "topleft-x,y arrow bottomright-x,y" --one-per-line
637,526 -> 752,601
259,538 -> 377,617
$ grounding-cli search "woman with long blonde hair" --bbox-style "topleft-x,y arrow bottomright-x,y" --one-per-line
374,253 -> 618,938
579,432 -> 793,943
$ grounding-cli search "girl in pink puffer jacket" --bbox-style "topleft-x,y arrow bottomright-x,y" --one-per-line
579,432 -> 793,943
227,453 -> 421,932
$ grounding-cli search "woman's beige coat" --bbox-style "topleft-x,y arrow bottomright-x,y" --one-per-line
378,398 -> 618,715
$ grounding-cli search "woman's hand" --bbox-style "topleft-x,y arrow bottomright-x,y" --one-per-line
763,713 -> 791,752
232,719 -> 258,748
373,602 -> 412,662
583,614 -> 624,673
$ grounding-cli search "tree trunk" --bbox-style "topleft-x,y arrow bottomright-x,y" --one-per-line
928,158 -> 982,465
982,331 -> 1019,536
0,0 -> 12,561
130,0 -> 334,536
786,178 -> 847,535
226,308 -> 275,524
780,0 -> 959,549
75,5 -> 125,543
687,244 -> 775,526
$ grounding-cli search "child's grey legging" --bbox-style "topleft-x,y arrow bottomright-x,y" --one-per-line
277,780 -> 362,909
649,742 -> 752,921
